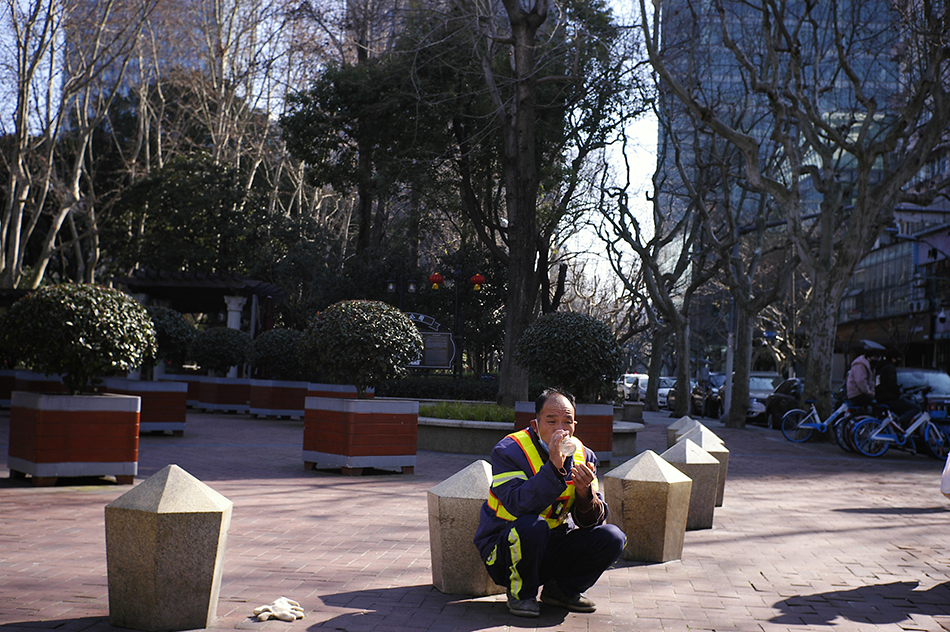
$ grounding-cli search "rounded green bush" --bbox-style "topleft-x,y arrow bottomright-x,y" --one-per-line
146,306 -> 196,366
249,328 -> 305,381
0,283 -> 157,394
301,300 -> 422,397
192,327 -> 251,375
515,311 -> 622,403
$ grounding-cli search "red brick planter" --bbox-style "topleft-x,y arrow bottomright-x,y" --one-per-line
7,391 -> 140,486
250,379 -> 309,419
101,377 -> 188,436
160,375 -> 205,408
198,377 -> 251,413
303,397 -> 417,475
515,401 -> 614,463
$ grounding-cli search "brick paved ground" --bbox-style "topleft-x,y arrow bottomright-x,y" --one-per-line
1,405 -> 949,632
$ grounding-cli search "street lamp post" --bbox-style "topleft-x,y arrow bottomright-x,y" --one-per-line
386,275 -> 417,311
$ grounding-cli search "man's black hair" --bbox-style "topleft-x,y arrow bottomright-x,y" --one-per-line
535,387 -> 576,416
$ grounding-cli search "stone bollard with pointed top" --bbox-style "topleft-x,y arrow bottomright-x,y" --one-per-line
666,416 -> 698,448
604,451 -> 692,563
678,432 -> 729,507
660,439 -> 720,530
674,422 -> 720,446
427,460 -> 504,596
105,464 -> 233,632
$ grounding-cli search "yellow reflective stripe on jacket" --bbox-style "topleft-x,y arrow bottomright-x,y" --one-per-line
488,429 -> 589,528
492,471 -> 528,486
510,430 -> 544,474
487,491 -> 518,521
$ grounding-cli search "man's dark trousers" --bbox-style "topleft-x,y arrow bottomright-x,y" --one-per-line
483,514 -> 625,600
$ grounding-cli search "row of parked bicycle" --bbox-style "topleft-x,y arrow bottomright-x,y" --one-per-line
779,387 -> 950,458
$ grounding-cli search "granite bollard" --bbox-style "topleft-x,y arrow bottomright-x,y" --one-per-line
666,416 -> 697,448
604,450 -> 692,563
105,464 -> 233,631
427,460 -> 504,596
674,423 -> 722,446
680,432 -> 730,507
660,439 -> 720,530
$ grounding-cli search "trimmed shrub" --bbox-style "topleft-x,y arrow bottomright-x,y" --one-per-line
249,328 -> 305,381
515,311 -> 622,403
146,306 -> 196,367
192,327 -> 251,375
301,300 -> 422,398
0,283 -> 157,394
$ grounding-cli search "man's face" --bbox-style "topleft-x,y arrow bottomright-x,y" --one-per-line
532,393 -> 576,445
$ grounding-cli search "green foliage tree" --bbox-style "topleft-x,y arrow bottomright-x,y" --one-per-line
301,300 -> 423,398
282,0 -> 644,405
0,284 -> 157,394
103,156 -> 253,273
515,311 -> 622,404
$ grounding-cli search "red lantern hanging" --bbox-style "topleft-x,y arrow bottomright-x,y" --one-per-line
429,273 -> 444,290
470,273 -> 485,291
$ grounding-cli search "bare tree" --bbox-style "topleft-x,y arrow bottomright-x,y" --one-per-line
599,118 -> 722,417
639,0 -> 950,411
0,0 -> 161,288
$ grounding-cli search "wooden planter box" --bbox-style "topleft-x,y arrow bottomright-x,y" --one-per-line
0,369 -> 16,408
249,379 -> 309,419
101,377 -> 188,436
198,377 -> 251,414
7,391 -> 140,486
303,396 -> 417,475
515,401 -> 614,463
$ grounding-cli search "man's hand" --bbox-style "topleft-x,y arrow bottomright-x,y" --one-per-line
549,429 -> 573,470
571,461 -> 596,499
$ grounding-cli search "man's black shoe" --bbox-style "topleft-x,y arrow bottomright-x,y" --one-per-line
540,583 -> 597,613
507,597 -> 540,617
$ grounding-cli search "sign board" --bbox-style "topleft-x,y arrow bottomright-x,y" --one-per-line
403,313 -> 455,369
414,332 -> 455,369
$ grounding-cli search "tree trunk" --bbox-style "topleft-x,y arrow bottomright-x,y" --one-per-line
671,318 -> 691,418
645,327 -> 670,412
724,304 -> 754,428
800,273 -> 849,418
494,2 -> 546,407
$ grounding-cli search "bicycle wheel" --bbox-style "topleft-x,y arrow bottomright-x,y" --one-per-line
781,409 -> 813,442
923,422 -> 950,459
833,415 -> 856,453
852,417 -> 890,457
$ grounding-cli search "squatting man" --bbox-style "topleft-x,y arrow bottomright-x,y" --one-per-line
473,387 -> 625,617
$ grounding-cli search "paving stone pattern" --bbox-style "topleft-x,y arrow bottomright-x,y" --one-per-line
1,407 -> 949,632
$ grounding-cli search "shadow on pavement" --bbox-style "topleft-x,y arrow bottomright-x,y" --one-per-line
0,617 -> 117,632
310,584 -> 568,631
834,505 -> 950,515
770,580 -> 950,625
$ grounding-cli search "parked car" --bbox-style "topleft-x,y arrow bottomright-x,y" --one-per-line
764,378 -> 804,429
616,373 -> 650,401
666,378 -> 696,412
691,372 -> 726,418
746,372 -> 783,425
656,376 -> 676,409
